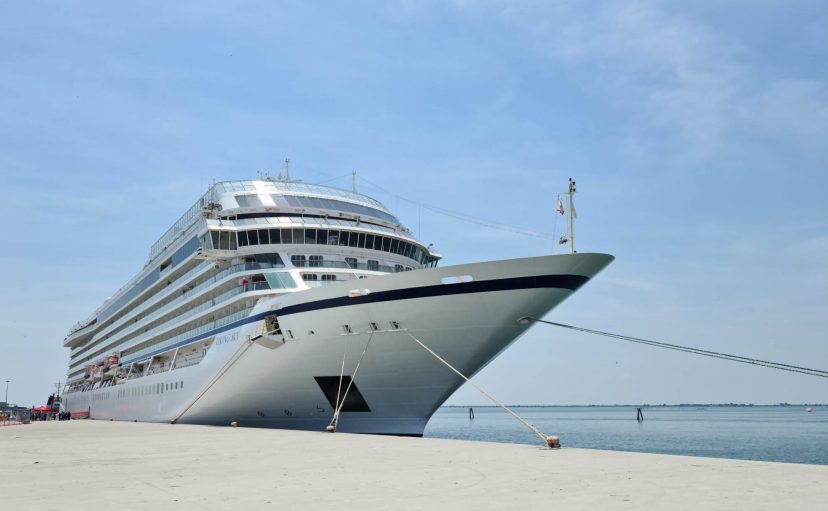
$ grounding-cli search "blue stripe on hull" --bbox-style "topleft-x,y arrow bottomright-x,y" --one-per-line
121,273 -> 587,364
277,274 -> 588,317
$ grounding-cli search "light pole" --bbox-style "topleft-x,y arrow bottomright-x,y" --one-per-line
4,380 -> 8,405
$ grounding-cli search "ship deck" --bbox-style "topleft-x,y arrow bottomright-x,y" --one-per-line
2,420 -> 824,510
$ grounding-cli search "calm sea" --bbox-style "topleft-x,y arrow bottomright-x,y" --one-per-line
424,405 -> 828,465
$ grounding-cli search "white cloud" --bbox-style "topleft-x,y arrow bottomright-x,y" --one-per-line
465,1 -> 828,161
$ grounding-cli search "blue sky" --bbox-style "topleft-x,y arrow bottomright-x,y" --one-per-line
1,1 -> 826,407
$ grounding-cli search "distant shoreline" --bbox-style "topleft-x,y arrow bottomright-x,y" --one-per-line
443,403 -> 827,408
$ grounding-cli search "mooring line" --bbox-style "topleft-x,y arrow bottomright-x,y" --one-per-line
328,330 -> 375,432
528,318 -> 828,379
404,330 -> 559,448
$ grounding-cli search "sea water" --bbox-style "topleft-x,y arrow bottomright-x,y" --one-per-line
424,405 -> 828,465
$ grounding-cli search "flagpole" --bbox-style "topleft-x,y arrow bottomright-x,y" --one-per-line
568,178 -> 576,254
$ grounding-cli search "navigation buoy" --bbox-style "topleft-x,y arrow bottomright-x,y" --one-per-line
546,435 -> 560,449
230,421 -> 238,427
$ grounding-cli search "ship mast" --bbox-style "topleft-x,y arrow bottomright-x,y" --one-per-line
568,178 -> 576,254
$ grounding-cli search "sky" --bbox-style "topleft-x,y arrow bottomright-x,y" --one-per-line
1,1 -> 826,407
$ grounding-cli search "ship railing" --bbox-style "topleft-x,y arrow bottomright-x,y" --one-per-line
74,262 -> 275,364
149,188 -> 213,260
112,279 -> 267,346
66,318 -> 96,337
74,283 -> 267,369
128,280 -> 268,347
122,307 -> 254,364
83,261 -> 216,349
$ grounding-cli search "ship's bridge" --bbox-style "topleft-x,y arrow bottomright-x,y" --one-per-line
200,179 -> 440,270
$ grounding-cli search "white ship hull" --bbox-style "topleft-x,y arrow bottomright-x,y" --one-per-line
63,253 -> 612,436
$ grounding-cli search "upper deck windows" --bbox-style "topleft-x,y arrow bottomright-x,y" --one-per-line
209,226 -> 437,267
209,231 -> 239,251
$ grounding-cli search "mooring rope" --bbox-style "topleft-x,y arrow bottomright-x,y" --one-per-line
328,330 -> 375,432
332,337 -> 349,428
404,330 -> 558,448
528,318 -> 828,379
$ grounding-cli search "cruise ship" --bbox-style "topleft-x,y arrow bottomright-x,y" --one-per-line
61,177 -> 612,435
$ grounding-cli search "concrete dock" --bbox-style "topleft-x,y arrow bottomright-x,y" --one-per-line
1,421 -> 825,510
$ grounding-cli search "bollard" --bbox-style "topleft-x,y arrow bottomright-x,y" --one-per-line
546,435 -> 560,449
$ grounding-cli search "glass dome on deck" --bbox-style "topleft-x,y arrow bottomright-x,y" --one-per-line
214,180 -> 391,212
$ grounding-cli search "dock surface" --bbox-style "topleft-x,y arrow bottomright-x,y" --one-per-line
1,421 -> 825,510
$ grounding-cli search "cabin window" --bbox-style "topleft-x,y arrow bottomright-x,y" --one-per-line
302,273 -> 318,281
367,260 -> 379,271
293,229 -> 305,244
321,274 -> 336,281
291,255 -> 306,267
382,237 -> 391,252
258,229 -> 269,245
281,228 -> 293,244
238,231 -> 249,246
338,231 -> 349,246
269,229 -> 281,243
309,255 -> 323,267
317,229 -> 328,245
305,229 -> 317,244
248,230 -> 259,245
345,257 -> 358,269
365,234 -> 375,250
395,264 -> 404,272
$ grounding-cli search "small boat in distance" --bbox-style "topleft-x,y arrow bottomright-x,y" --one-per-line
62,175 -> 612,435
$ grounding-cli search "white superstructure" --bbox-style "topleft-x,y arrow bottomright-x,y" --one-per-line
62,178 -> 612,435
